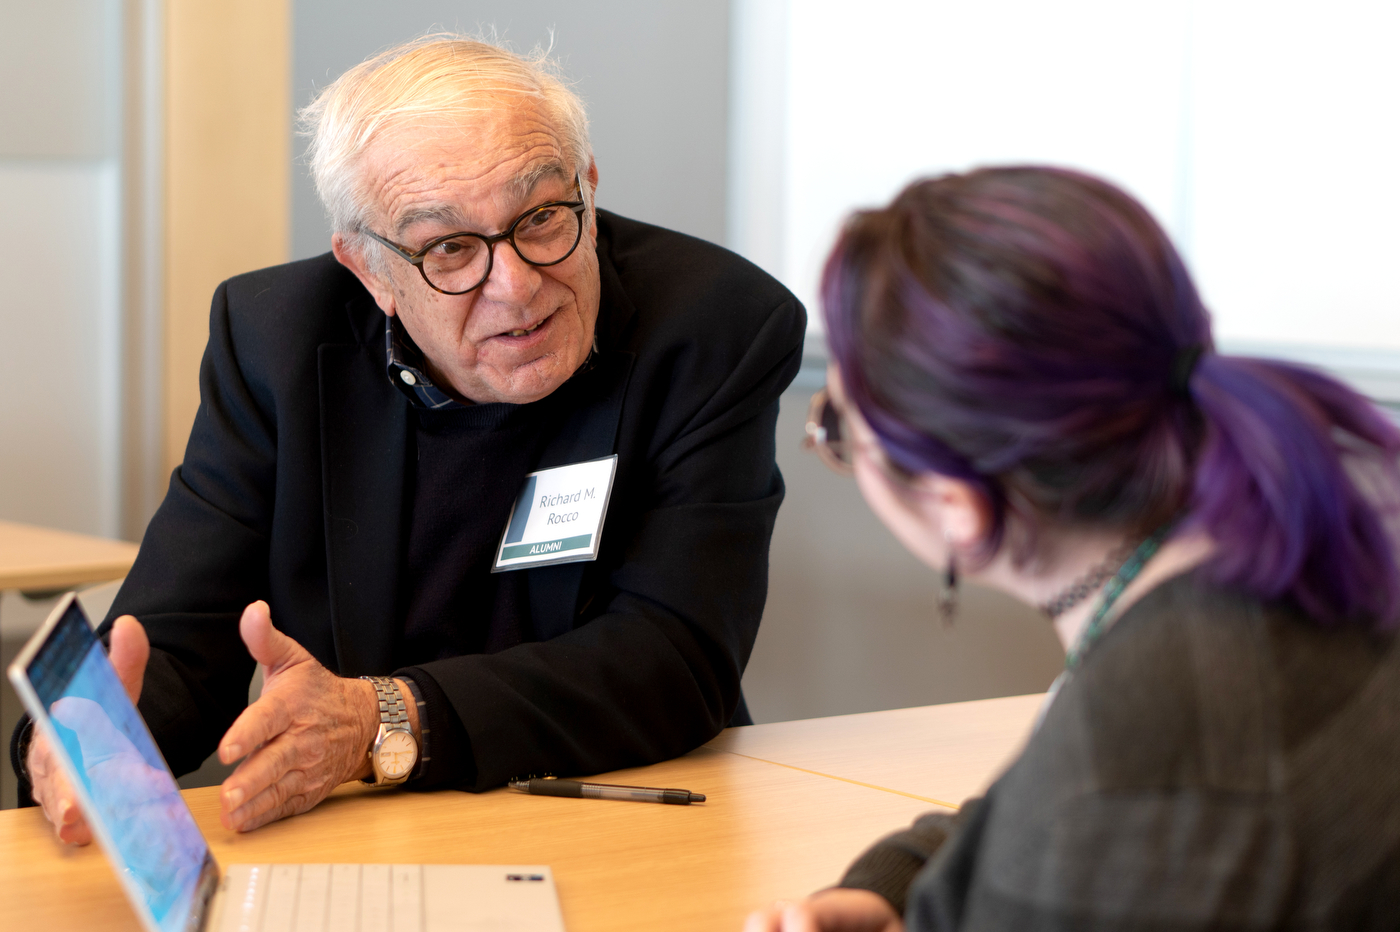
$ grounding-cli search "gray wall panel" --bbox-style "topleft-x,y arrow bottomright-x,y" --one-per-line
0,0 -> 119,159
744,387 -> 1065,724
0,164 -> 121,537
0,0 -> 123,540
291,0 -> 728,260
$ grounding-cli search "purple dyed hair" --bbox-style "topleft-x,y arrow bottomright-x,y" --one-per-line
823,166 -> 1400,630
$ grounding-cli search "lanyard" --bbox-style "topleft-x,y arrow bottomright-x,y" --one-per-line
1034,521 -> 1175,731
1062,521 -> 1175,671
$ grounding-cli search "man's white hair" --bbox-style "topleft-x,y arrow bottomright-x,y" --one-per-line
299,32 -> 594,266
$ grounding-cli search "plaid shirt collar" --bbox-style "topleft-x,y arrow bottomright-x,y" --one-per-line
384,316 -> 462,410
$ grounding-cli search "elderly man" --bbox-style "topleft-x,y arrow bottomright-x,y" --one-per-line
16,35 -> 803,837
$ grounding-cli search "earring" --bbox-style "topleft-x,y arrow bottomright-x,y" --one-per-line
937,551 -> 959,626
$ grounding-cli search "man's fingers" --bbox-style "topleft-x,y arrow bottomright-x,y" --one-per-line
220,745 -> 322,833
239,601 -> 312,676
55,798 -> 94,845
218,694 -> 293,765
228,786 -> 311,834
29,736 -> 93,846
108,615 -> 150,705
222,776 -> 302,833
220,734 -> 303,814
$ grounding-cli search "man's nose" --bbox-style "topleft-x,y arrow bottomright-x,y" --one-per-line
480,241 -> 541,305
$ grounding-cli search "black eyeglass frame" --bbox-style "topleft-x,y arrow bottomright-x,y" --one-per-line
804,386 -> 956,487
364,174 -> 588,296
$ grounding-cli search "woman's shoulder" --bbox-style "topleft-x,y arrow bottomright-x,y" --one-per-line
939,572 -> 1400,923
1038,571 -> 1399,794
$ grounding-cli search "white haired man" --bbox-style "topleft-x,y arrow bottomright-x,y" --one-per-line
16,35 -> 803,838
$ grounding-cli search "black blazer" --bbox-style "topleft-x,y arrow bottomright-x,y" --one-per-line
87,211 -> 804,792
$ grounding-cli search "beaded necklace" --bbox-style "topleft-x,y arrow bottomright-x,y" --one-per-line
1037,540 -> 1134,618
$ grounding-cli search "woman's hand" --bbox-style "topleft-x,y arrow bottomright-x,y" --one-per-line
743,889 -> 904,932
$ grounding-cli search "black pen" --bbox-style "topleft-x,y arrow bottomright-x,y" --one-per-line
508,777 -> 706,805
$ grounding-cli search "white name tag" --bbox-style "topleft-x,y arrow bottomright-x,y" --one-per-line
492,455 -> 619,572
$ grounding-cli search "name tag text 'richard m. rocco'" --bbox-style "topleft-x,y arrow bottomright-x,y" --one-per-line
492,455 -> 619,571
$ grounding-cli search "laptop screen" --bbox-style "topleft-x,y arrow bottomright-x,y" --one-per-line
25,600 -> 213,932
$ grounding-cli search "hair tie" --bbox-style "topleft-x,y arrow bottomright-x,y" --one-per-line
1169,344 -> 1205,397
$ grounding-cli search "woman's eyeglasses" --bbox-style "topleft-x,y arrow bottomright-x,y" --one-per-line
802,387 -> 854,475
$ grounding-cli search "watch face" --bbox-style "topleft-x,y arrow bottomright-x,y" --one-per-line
376,729 -> 417,779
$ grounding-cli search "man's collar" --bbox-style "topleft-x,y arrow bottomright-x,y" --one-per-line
382,316 -> 600,410
384,317 -> 463,410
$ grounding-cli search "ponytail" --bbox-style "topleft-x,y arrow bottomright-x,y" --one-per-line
822,165 -> 1400,631
1188,354 -> 1400,629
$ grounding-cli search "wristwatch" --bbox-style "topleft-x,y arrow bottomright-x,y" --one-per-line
360,676 -> 418,786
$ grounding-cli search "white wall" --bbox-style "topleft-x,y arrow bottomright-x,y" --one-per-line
0,165 -> 122,535
1189,3 -> 1400,349
0,0 -> 125,537
731,0 -> 1400,352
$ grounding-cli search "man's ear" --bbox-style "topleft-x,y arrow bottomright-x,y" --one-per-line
332,232 -> 398,317
908,472 -> 994,552
584,160 -> 600,247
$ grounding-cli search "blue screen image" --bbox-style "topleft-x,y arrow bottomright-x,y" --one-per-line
29,604 -> 210,932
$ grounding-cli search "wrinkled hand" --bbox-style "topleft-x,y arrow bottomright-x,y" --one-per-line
743,889 -> 904,932
26,615 -> 150,845
217,601 -> 392,832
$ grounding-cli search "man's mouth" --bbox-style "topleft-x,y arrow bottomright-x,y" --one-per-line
501,315 -> 549,338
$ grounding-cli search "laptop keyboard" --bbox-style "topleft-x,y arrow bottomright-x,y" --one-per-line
219,864 -> 425,932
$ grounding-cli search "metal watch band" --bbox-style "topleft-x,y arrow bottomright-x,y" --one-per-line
361,675 -> 410,726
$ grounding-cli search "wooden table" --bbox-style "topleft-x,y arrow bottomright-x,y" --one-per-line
0,695 -> 1043,931
0,519 -> 139,593
706,693 -> 1045,808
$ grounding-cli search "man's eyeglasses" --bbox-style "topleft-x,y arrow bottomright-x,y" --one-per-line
803,387 -> 855,475
365,175 -> 588,295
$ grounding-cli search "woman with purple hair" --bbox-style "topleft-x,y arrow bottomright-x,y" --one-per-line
746,167 -> 1400,931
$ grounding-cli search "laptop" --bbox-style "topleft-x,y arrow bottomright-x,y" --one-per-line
7,592 -> 568,932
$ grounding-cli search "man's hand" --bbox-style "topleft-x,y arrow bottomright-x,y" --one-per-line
743,889 -> 904,932
217,601 -> 416,832
26,614 -> 150,845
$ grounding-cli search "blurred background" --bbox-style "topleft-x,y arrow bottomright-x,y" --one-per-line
2,0 -> 1398,805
